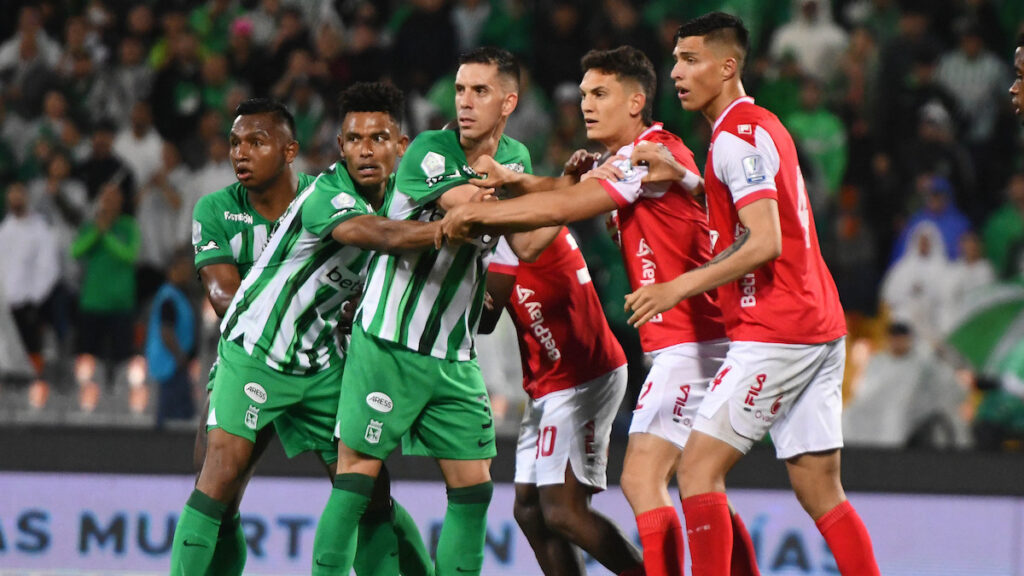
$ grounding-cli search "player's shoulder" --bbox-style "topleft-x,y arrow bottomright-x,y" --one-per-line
406,129 -> 460,156
194,182 -> 245,216
297,171 -> 318,192
498,133 -> 529,157
717,101 -> 779,140
641,124 -> 694,159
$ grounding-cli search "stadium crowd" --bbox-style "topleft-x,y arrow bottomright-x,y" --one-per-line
0,0 -> 1022,452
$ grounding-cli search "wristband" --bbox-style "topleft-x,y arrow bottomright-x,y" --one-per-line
680,169 -> 701,191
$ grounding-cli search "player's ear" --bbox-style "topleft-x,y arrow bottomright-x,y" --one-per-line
501,91 -> 519,118
721,55 -> 739,81
397,133 -> 410,157
629,92 -> 646,120
284,138 -> 299,164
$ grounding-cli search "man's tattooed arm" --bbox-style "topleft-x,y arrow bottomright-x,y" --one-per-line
697,228 -> 749,270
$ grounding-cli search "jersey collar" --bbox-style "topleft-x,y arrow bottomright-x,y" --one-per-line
634,122 -> 664,146
712,96 -> 755,133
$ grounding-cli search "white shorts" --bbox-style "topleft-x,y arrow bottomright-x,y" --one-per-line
694,338 -> 846,459
514,365 -> 628,490
628,339 -> 729,449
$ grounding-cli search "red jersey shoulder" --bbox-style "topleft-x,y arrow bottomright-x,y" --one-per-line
717,103 -> 782,147
641,129 -> 699,173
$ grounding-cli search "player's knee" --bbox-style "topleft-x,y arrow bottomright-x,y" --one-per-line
619,467 -> 649,503
539,501 -> 581,538
513,496 -> 542,532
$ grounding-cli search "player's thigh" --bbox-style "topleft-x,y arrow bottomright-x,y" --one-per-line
514,398 -> 543,486
563,365 -> 628,491
407,356 -> 496,461
208,341 -> 302,445
771,339 -> 846,459
274,363 -> 343,465
628,340 -> 726,449
337,327 -> 432,460
692,339 -> 839,457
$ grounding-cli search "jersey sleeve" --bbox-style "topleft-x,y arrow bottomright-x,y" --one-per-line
711,127 -> 780,210
302,177 -> 373,239
598,156 -> 648,208
488,237 -> 519,275
192,194 -> 235,269
394,132 -> 470,210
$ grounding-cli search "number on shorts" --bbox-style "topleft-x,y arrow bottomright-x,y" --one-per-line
537,426 -> 557,458
635,381 -> 654,410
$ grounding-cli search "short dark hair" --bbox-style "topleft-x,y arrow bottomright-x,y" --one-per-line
235,98 -> 296,139
674,12 -> 750,69
581,46 -> 657,125
337,81 -> 405,125
458,46 -> 520,91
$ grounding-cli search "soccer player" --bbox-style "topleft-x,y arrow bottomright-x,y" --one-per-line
173,88 -> 434,575
622,13 -> 880,575
312,47 -> 541,576
439,46 -> 760,576
1011,34 -> 1023,123
484,229 -> 644,575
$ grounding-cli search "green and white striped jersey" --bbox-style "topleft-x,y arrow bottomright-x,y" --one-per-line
359,129 -> 532,361
191,173 -> 317,278
220,164 -> 377,375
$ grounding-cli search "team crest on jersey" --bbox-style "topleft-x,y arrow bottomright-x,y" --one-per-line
737,124 -> 752,135
365,419 -> 383,444
742,155 -> 767,184
244,405 -> 260,430
331,192 -> 356,210
421,151 -> 446,179
516,286 -> 535,304
191,220 -> 202,244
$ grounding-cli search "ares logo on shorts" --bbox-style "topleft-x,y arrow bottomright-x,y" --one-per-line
244,382 -> 267,404
365,419 -> 383,444
244,405 -> 260,430
366,392 -> 393,413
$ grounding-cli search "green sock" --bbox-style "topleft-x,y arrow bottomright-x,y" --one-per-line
353,505 -> 400,576
393,500 -> 434,576
204,512 -> 245,576
170,490 -> 227,576
312,473 -> 375,575
435,482 -> 493,576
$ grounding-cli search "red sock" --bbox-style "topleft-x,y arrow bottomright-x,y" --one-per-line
815,501 -> 880,576
681,492 -> 732,576
730,512 -> 761,576
636,506 -> 685,576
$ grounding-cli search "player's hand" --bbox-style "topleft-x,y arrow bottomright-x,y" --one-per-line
581,155 -> 626,182
562,149 -> 600,180
468,155 -> 518,190
468,187 -> 497,203
632,141 -> 685,183
624,278 -> 688,328
337,290 -> 362,335
439,203 -> 480,245
483,291 -> 495,311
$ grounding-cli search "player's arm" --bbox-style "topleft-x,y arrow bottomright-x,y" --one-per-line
198,264 -> 241,318
624,198 -> 782,327
478,269 -> 515,335
630,141 -> 704,198
441,179 -> 618,241
467,150 -> 600,196
506,227 -> 562,262
330,215 -> 440,253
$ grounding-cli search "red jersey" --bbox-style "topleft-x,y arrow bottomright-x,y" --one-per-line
489,229 -> 626,399
599,123 -> 726,352
705,97 -> 846,344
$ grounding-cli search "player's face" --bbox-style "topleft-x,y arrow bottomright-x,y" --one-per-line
671,36 -> 725,113
1011,46 -> 1024,123
579,69 -> 639,147
338,111 -> 408,190
229,113 -> 297,192
455,63 -> 516,140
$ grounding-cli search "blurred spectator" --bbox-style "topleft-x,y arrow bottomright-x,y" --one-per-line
70,183 -> 140,412
189,0 -> 241,55
27,150 -> 88,284
287,78 -> 325,147
936,23 -> 1009,146
267,6 -> 312,85
199,53 -> 236,112
341,13 -> 391,85
179,109 -> 225,170
103,36 -> 154,123
148,10 -> 189,71
591,0 -> 661,70
478,0 -> 533,58
842,0 -> 901,46
76,120 -> 136,211
831,26 -> 879,190
62,48 -> 110,128
751,52 -> 805,124
941,231 -> 996,332
531,1 -> 587,97
452,0 -> 492,53
182,136 -> 233,244
392,0 -> 458,95
248,0 -> 284,48
982,172 -> 1024,279
123,4 -> 158,50
146,246 -> 197,429
137,143 -> 190,305
843,321 -> 969,448
0,6 -> 61,113
55,14 -> 107,75
769,0 -> 849,81
113,101 -> 165,191
892,175 -> 971,261
901,102 -> 977,221
787,77 -> 848,200
503,66 -> 552,161
151,31 -> 203,145
829,187 -> 878,314
0,182 -> 61,407
226,17 -> 273,97
881,221 -> 950,341
24,90 -> 70,162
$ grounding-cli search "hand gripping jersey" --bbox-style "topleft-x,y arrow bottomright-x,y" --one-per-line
191,173 -> 317,277
358,129 -> 532,361
220,164 -> 377,374
489,229 -> 627,399
704,97 -> 846,344
598,123 -> 726,352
